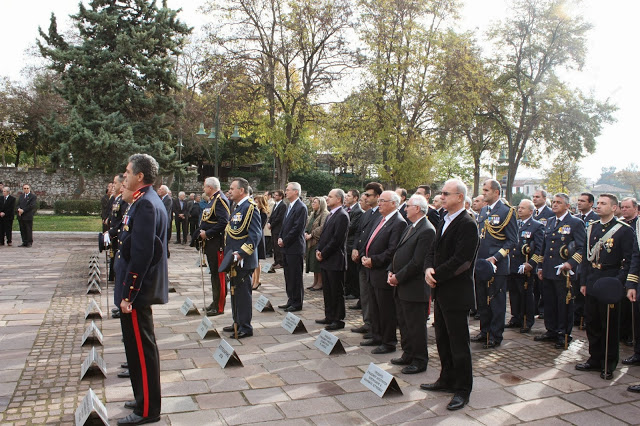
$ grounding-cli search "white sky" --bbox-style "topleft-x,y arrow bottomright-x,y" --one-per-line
0,0 -> 636,180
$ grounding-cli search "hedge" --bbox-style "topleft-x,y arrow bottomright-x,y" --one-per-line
53,200 -> 102,215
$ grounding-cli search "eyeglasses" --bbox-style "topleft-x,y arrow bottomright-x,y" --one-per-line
440,191 -> 460,197
378,199 -> 393,204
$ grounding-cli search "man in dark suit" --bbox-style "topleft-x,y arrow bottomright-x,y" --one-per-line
115,153 -> 168,425
388,194 -> 435,374
17,184 -> 37,247
415,184 -> 440,228
506,199 -> 544,333
316,189 -> 350,330
101,183 -> 113,232
344,189 -> 363,299
396,188 -> 408,221
472,179 -> 518,349
278,182 -> 308,312
267,190 -> 285,269
196,177 -> 230,316
535,193 -> 586,349
158,185 -> 172,258
533,189 -> 555,319
221,177 -> 262,339
421,179 -> 479,411
187,193 -> 200,243
172,191 -> 189,244
359,190 -> 407,354
350,182 -> 383,334
1,186 -> 16,246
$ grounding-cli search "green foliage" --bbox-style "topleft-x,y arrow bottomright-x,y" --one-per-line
53,199 -> 102,215
37,0 -> 191,176
290,170 -> 336,197
511,192 -> 530,206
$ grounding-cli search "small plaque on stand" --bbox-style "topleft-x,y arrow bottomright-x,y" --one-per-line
180,297 -> 200,316
75,388 -> 108,426
87,281 -> 102,294
84,299 -> 103,319
314,329 -> 346,355
213,339 -> 243,368
196,316 -> 220,339
81,321 -> 104,346
361,363 -> 402,397
254,295 -> 274,312
281,312 -> 307,334
80,347 -> 107,379
261,262 -> 273,273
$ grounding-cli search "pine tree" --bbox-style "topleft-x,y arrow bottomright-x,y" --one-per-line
38,0 -> 191,175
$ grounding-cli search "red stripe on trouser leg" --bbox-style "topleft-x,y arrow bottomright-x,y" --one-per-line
218,250 -> 226,312
131,309 -> 150,417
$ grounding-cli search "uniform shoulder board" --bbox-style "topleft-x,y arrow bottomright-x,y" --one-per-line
618,219 -> 631,228
248,198 -> 257,206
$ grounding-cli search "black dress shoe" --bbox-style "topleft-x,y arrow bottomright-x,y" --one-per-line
121,363 -> 129,369
628,384 -> 640,393
230,331 -> 253,339
534,332 -> 555,341
483,340 -> 500,349
473,313 -> 480,320
447,393 -> 469,411
520,327 -> 531,333
112,307 -> 120,314
420,381 -> 453,393
555,336 -> 572,349
325,321 -> 345,331
345,295 -> 357,300
315,318 -> 331,324
284,306 -> 301,312
112,311 -> 121,319
371,345 -> 395,354
222,325 -> 235,332
624,339 -> 634,347
124,400 -> 137,409
402,364 -> 426,374
363,332 -> 373,339
349,302 -> 362,310
117,369 -> 130,378
390,357 -> 412,366
470,333 -> 486,343
117,412 -> 160,425
360,339 -> 382,347
575,362 -> 600,371
278,304 -> 290,309
600,370 -> 613,380
537,313 -> 544,319
505,322 -> 519,329
622,354 -> 640,365
205,308 -> 220,317
351,325 -> 369,333
267,268 -> 276,273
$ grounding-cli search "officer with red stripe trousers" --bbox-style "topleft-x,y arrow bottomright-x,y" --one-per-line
115,154 -> 168,425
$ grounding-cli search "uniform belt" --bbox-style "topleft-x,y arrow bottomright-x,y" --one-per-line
591,263 -> 618,271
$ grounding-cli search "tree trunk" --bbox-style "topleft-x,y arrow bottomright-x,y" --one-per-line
15,150 -> 21,168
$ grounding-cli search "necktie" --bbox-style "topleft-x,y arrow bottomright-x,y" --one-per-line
401,225 -> 414,244
487,206 -> 491,214
365,217 -> 386,256
535,209 -> 539,216
581,214 -> 586,222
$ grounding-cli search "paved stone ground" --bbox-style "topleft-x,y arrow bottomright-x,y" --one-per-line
1,233 -> 640,425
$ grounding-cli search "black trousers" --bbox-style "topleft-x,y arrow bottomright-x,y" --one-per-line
507,274 -> 535,328
320,268 -> 346,322
272,232 -> 284,266
476,275 -> 507,342
188,218 -> 198,241
230,269 -> 253,333
620,297 -> 633,341
283,253 -> 304,309
534,276 -> 544,315
434,299 -> 472,396
345,257 -> 360,298
633,300 -> 640,355
369,284 -> 397,348
120,305 -> 161,418
175,218 -> 187,242
395,296 -> 428,367
18,218 -> 33,244
0,218 -> 11,243
543,278 -> 574,339
585,294 -> 620,371
204,238 -> 225,312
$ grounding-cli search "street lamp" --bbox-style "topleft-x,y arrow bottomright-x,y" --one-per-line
176,136 -> 184,191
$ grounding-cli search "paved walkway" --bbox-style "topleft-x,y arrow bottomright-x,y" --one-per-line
1,234 -> 640,425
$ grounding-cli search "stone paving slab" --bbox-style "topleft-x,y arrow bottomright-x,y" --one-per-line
1,235 -> 640,425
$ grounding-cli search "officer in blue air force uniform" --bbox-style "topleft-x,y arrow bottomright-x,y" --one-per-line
506,199 -> 544,333
472,179 -> 518,349
535,193 -> 586,349
220,178 -> 262,339
114,154 -> 168,426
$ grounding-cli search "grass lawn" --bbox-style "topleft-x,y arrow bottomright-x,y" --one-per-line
12,215 -> 104,232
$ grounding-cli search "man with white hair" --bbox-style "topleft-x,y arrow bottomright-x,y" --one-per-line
359,190 -> 407,354
172,191 -> 189,244
196,177 -> 231,316
158,185 -> 173,256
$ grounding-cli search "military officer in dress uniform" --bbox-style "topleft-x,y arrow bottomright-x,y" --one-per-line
195,177 -> 230,316
575,194 -> 634,379
533,189 -> 555,319
506,199 -> 544,333
574,192 -> 599,327
105,174 -> 128,282
620,197 -> 638,347
471,179 -> 518,349
221,178 -> 262,339
114,154 -> 168,426
535,193 -> 586,349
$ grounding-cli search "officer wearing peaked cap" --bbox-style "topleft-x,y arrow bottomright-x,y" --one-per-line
575,194 -> 634,379
471,179 -> 518,349
535,193 -> 586,350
